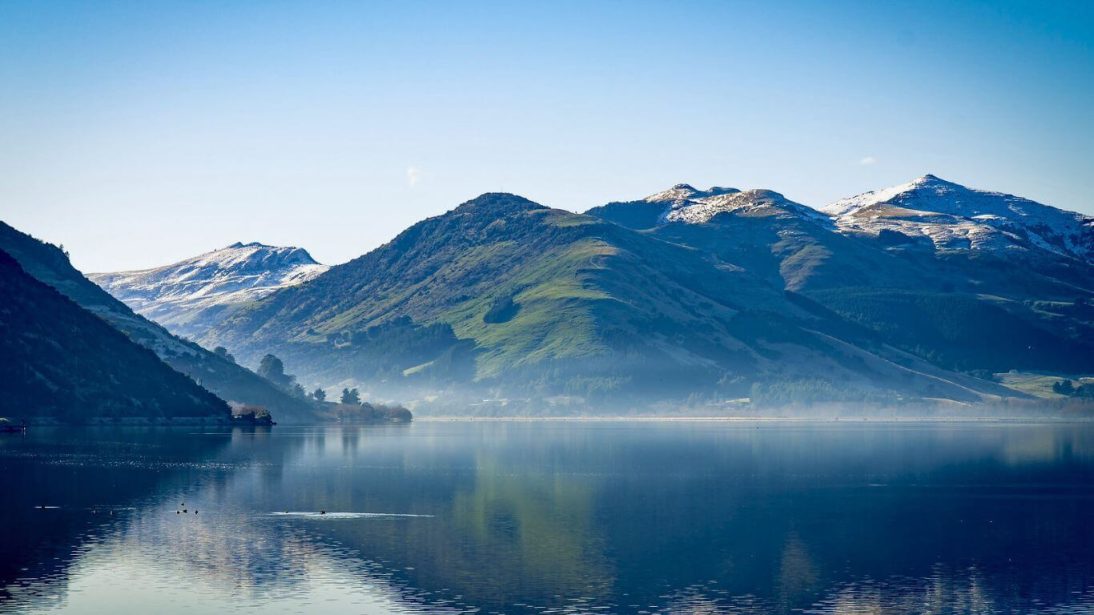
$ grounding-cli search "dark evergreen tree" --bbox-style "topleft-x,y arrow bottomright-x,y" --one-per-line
213,346 -> 236,363
340,387 -> 361,405
1053,379 -> 1076,396
312,388 -> 327,402
257,354 -> 294,389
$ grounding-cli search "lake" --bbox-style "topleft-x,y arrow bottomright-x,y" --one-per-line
2,421 -> 1093,614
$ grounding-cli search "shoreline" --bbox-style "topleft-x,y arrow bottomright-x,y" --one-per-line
415,415 -> 1094,423
10,416 -> 1093,429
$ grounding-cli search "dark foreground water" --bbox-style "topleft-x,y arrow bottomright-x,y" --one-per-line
1,421 -> 1093,614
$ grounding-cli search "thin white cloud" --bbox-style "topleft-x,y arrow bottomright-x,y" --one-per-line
859,156 -> 878,166
406,166 -> 422,187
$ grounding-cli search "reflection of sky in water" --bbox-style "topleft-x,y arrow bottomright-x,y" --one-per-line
1,422 -> 1094,614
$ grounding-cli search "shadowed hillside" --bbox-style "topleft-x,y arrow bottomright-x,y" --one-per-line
0,221 -> 319,423
0,249 -> 229,423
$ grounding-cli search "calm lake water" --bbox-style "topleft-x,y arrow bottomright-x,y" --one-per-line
2,421 -> 1093,614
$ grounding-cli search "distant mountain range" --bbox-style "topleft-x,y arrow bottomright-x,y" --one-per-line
589,176 -> 1094,377
0,222 -> 319,423
76,175 -> 1089,413
9,175 -> 1092,415
200,192 -> 1000,408
89,242 -> 327,340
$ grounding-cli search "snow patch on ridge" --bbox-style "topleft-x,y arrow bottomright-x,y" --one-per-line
620,176 -> 1092,263
823,175 -> 1094,261
89,243 -> 329,337
641,184 -> 828,226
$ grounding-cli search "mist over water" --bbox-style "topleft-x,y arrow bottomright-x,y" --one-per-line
2,421 -> 1093,614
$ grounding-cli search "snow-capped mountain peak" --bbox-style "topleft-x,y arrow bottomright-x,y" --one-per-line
662,188 -> 826,224
190,242 -> 319,271
824,175 -> 1094,261
89,242 -> 329,339
822,174 -> 957,217
644,184 -> 739,204
633,183 -> 826,226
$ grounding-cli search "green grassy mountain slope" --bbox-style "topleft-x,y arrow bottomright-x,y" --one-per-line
0,249 -> 229,423
799,244 -> 1094,373
586,185 -> 1094,377
0,221 -> 318,423
204,193 -> 1012,407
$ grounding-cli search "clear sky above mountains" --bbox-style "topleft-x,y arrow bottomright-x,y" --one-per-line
2,0 -> 1092,271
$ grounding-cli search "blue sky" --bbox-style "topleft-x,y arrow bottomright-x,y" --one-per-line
2,0 -> 1092,271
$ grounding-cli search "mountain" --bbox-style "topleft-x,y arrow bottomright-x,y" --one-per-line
0,222 -> 319,423
89,242 -> 327,340
588,178 -> 1094,377
60,177 -> 1091,413
587,183 -> 913,292
812,176 -> 1094,375
823,174 -> 1094,263
0,248 -> 229,424
588,184 -> 825,231
198,193 -> 1019,411
641,183 -> 829,225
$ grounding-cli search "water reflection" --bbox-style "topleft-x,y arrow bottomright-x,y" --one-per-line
1,422 -> 1093,614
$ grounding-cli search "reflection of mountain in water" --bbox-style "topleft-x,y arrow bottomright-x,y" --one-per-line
0,429 -> 230,606
156,425 -> 616,612
3,423 -> 1094,614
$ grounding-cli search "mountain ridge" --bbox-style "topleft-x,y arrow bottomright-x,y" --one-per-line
0,221 -> 320,423
89,242 -> 327,340
0,248 -> 230,423
79,176 -> 1094,413
822,174 -> 1094,262
191,192 -> 1023,411
586,176 -> 1094,379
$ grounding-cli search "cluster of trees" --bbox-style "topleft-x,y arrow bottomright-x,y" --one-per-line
1052,380 -> 1094,398
257,354 -> 298,393
248,352 -> 403,415
255,353 -> 329,402
340,387 -> 360,405
324,398 -> 412,423
213,346 -> 235,363
483,295 -> 520,324
229,404 -> 274,425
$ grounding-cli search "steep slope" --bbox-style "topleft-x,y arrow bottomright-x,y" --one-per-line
0,222 -> 318,423
817,176 -> 1094,373
588,180 -> 1094,376
203,193 -> 1012,408
0,249 -> 229,423
824,174 -> 1094,262
89,242 -> 327,340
